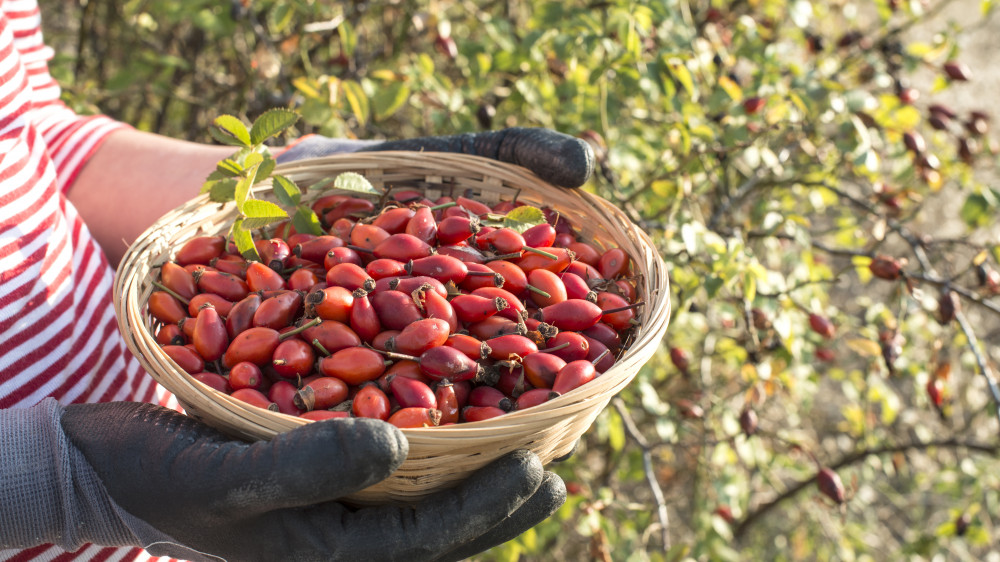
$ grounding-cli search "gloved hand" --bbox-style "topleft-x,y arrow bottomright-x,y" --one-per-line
275,127 -> 595,189
58,401 -> 566,562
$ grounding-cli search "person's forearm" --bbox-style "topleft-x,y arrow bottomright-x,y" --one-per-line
68,129 -> 236,267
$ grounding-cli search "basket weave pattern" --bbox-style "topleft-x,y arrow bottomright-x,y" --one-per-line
114,152 -> 670,504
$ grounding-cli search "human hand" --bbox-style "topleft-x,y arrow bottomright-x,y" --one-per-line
60,402 -> 566,562
275,127 -> 595,189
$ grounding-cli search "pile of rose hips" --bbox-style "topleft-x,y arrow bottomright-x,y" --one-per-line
147,189 -> 641,428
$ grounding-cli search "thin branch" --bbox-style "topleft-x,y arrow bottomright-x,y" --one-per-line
732,437 -> 1000,541
611,398 -> 670,551
954,309 -> 1000,426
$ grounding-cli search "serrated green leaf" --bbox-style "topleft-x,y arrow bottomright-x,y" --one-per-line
253,157 -> 276,185
272,175 -> 301,207
212,114 -> 251,147
234,174 -> 254,209
231,220 -> 260,261
240,199 -> 289,229
372,81 -> 411,121
307,177 -> 337,192
502,206 -> 546,233
342,80 -> 370,125
250,109 -> 299,146
242,151 -> 264,171
334,171 -> 377,194
204,178 -> 237,202
214,159 -> 243,177
206,168 -> 234,182
292,205 -> 324,236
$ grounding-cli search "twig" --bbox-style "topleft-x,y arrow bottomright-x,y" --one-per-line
733,436 -> 1000,541
953,309 -> 1000,427
611,397 -> 670,551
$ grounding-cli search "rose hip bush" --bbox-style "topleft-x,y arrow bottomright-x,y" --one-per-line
45,0 -> 1000,559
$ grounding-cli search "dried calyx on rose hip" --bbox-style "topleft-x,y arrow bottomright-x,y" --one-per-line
149,187 -> 643,427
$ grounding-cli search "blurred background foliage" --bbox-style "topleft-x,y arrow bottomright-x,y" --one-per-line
41,0 -> 1000,559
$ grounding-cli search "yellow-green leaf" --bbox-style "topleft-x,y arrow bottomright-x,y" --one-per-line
240,199 -> 289,229
607,408 -> 626,452
231,220 -> 260,261
271,175 -> 301,207
234,174 -> 254,209
334,171 -> 377,194
338,21 -> 357,56
846,338 -> 882,358
718,75 -> 742,101
204,178 -> 237,202
212,114 -> 251,147
292,205 -> 324,236
342,80 -> 370,125
372,81 -> 411,121
668,59 -> 696,99
250,109 -> 299,146
502,206 -> 546,233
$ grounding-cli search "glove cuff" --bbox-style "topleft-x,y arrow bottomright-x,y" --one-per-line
275,135 -> 380,163
0,398 -> 206,558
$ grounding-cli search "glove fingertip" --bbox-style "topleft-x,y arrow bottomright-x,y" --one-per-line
553,136 -> 596,189
435,471 -> 567,562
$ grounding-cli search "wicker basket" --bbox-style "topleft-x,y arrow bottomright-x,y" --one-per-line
114,151 -> 671,505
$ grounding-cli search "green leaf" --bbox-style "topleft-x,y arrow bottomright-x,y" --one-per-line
267,3 -> 294,34
667,58 -> 696,99
342,80 -> 370,125
253,157 -> 277,185
234,174 -> 254,210
961,193 -> 992,227
214,158 -> 243,177
607,408 -> 626,452
272,175 -> 302,207
249,109 -> 299,145
339,21 -> 358,56
230,220 -> 260,261
372,81 -> 411,121
334,171 -> 377,194
241,151 -> 264,171
502,206 -> 546,233
212,114 -> 251,147
204,178 -> 237,202
240,199 -> 289,229
292,205 -> 324,236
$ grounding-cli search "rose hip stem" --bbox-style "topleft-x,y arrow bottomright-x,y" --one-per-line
429,201 -> 458,211
278,317 -> 322,341
375,350 -> 420,362
151,280 -> 191,306
593,348 -> 612,364
601,301 -> 645,315
311,339 -> 332,357
521,246 -> 559,260
536,341 -> 571,353
525,284 -> 551,299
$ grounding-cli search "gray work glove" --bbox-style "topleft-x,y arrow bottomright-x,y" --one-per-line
275,127 -> 595,189
49,401 -> 564,562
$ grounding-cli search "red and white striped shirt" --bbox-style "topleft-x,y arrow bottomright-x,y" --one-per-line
1,1 -> 176,560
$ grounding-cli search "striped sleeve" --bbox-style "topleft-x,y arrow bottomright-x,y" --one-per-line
5,0 -> 129,193
30,105 -> 129,193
